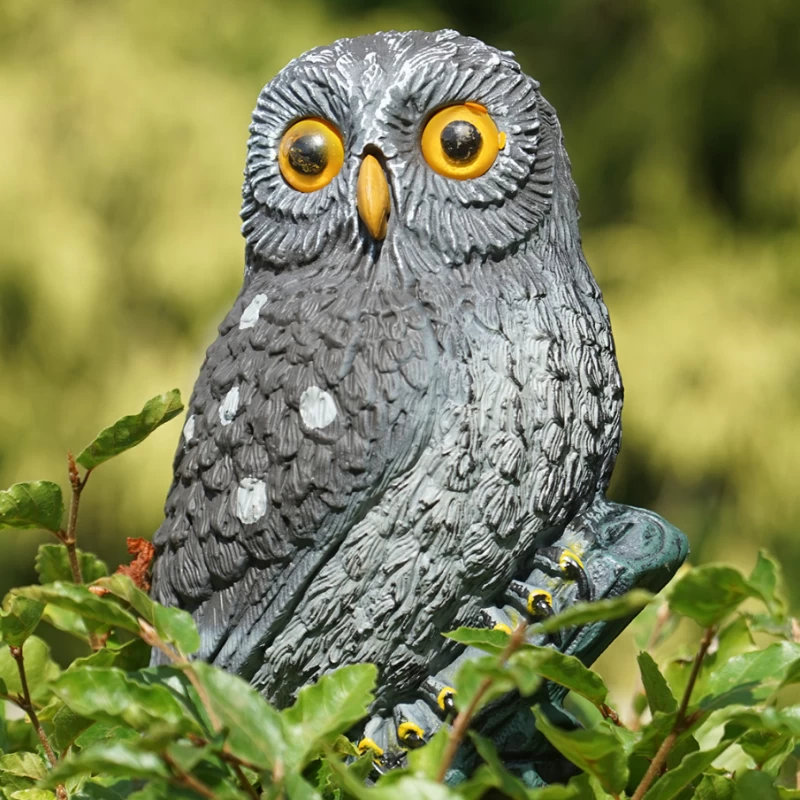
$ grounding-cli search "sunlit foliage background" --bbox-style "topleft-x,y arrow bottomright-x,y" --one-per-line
1,0 -> 798,692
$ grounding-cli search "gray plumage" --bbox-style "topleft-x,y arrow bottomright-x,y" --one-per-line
151,29 -> 623,712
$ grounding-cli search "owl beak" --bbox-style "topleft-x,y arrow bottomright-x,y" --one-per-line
357,154 -> 390,240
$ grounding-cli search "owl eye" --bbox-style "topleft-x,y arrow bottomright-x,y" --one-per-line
278,117 -> 344,192
421,103 -> 505,180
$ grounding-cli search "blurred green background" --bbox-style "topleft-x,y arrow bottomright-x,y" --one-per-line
1,0 -> 798,697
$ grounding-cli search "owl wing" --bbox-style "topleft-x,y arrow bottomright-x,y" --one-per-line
151,272 -> 437,678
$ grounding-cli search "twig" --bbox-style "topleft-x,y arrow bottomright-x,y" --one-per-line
10,645 -> 68,799
231,761 -> 260,800
61,453 -> 92,585
10,646 -> 58,766
273,759 -> 285,800
435,621 -> 529,782
164,753 -> 219,799
600,703 -> 624,727
630,625 -> 716,800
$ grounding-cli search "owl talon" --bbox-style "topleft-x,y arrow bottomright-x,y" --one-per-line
506,580 -> 554,620
397,721 -> 426,749
393,699 -> 444,749
479,607 -> 514,633
533,546 -> 594,601
421,675 -> 457,716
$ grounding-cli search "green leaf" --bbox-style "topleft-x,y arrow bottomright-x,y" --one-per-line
0,596 -> 44,646
9,791 -> 57,800
641,739 -> 736,800
44,740 -> 170,784
35,545 -> 108,584
707,704 -> 800,740
739,729 -> 795,775
126,782 -> 203,800
0,481 -> 64,532
406,727 -> 450,782
533,589 -> 654,634
747,551 -> 787,621
0,754 -> 48,800
92,574 -> 199,655
445,630 -> 600,701
16,583 -> 140,634
668,566 -> 756,628
76,390 -> 183,470
70,638 -> 150,672
444,626 -> 511,655
74,721 -> 140,749
676,616 -> 757,703
284,773 -> 325,800
282,663 -> 376,769
40,603 -> 110,645
633,710 -> 698,770
454,655 -> 516,715
464,732 -> 531,800
70,782 -> 144,800
190,661 -> 287,770
532,706 -> 628,795
733,769 -> 781,800
50,666 -> 201,735
0,636 -> 61,705
463,772 -> 588,800
694,775 -> 734,800
0,753 -> 48,781
49,701 -> 93,752
326,753 -> 461,800
779,656 -> 800,690
638,651 -> 677,714
510,646 -> 607,704
700,641 -> 800,707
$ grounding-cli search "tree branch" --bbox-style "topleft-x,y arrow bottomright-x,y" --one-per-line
231,761 -> 260,800
631,625 -> 716,800
10,645 -> 68,799
164,753 -> 220,799
61,453 -> 91,584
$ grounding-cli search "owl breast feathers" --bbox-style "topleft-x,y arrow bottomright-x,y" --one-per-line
150,29 -> 623,710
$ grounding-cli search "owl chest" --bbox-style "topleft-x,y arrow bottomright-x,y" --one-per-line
429,287 -> 607,527
200,281 -> 443,518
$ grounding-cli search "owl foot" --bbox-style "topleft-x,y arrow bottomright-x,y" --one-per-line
354,496 -> 688,783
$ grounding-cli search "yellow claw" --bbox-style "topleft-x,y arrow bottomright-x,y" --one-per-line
398,721 -> 425,748
357,737 -> 384,759
437,686 -> 456,712
527,589 -> 553,617
560,549 -> 584,571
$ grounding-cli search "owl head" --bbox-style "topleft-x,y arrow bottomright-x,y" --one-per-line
240,30 -> 578,284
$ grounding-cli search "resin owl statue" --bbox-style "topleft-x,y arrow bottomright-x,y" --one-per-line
150,28 -> 687,745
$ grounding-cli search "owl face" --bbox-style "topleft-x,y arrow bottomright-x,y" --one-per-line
241,30 -> 564,281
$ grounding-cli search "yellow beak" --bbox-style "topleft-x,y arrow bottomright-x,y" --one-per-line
356,154 -> 390,240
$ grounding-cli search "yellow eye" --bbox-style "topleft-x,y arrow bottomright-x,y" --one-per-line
278,117 -> 344,192
421,102 -> 504,180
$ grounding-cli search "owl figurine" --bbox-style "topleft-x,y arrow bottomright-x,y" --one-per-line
151,29 -> 687,775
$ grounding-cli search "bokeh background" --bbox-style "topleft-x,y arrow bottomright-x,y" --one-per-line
1,0 -> 799,697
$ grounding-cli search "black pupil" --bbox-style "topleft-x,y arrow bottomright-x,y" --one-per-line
440,120 -> 482,163
287,133 -> 328,175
